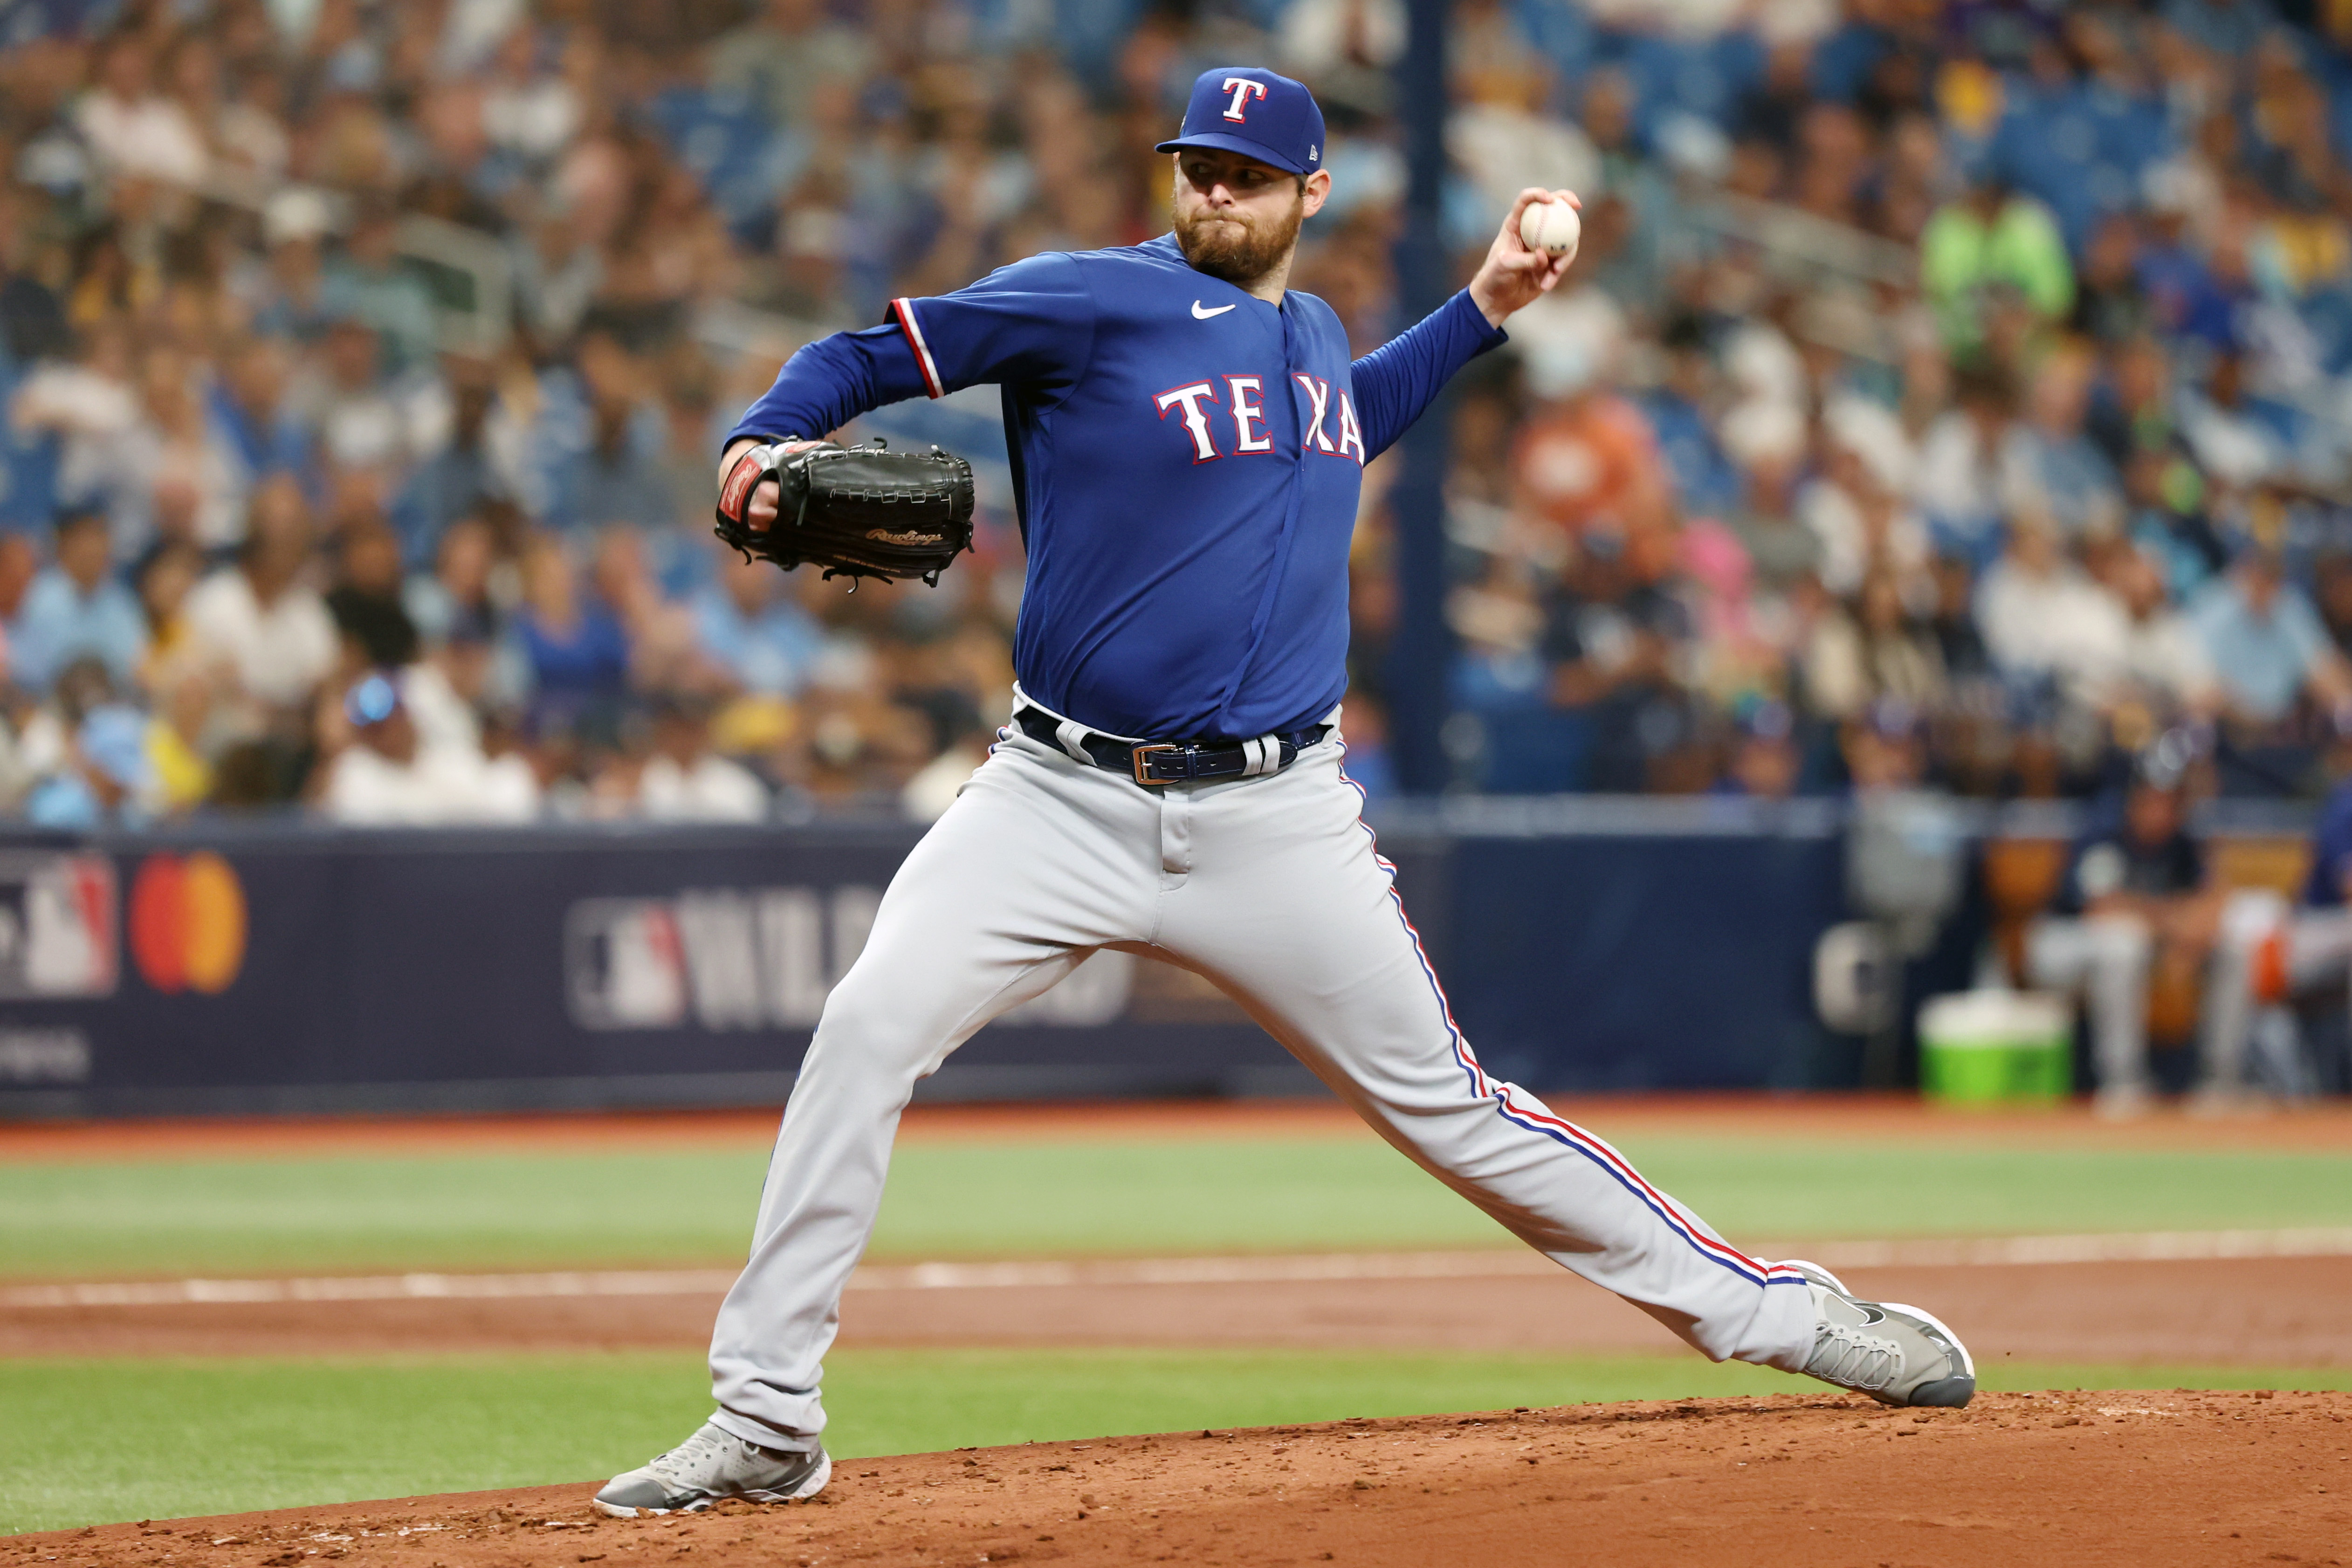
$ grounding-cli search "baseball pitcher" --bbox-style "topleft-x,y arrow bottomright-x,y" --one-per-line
597,66 -> 1974,1517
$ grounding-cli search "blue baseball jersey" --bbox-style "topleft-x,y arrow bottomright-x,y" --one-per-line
2304,776 -> 2352,908
729,234 -> 1505,739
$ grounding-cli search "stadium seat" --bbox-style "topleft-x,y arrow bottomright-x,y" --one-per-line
1980,834 -> 2069,984
2207,835 -> 2312,899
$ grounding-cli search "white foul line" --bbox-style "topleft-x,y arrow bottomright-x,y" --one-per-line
0,1269 -> 743,1308
5,1227 -> 2350,1310
1792,1225 -> 2352,1268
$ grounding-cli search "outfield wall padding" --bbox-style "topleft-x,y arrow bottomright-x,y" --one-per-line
0,802 -> 1855,1117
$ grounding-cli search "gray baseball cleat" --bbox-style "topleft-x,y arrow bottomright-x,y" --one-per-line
593,1422 -> 831,1517
1781,1257 -> 1976,1409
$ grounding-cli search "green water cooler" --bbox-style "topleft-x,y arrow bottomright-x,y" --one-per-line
1916,990 -> 2073,1105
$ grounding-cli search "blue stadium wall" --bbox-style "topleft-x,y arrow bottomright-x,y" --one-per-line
0,802 -> 1855,1117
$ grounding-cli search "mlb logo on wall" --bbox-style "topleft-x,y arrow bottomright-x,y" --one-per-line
564,887 -> 880,1032
565,885 -> 1132,1034
0,852 -> 118,998
566,897 -> 689,1029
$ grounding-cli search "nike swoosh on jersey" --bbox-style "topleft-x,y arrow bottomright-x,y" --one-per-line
1191,301 -> 1237,319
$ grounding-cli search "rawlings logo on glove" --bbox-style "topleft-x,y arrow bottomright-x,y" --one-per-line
714,438 -> 976,587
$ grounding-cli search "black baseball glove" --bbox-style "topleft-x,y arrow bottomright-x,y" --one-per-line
714,437 -> 976,587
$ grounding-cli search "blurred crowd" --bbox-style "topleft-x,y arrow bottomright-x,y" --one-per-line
5,0 -> 2352,826
1424,0 -> 2352,803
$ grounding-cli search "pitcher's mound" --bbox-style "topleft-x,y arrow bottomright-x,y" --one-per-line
8,1391 -> 2345,1567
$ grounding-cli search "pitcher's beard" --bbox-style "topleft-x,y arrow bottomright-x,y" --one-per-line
1174,195 -> 1305,288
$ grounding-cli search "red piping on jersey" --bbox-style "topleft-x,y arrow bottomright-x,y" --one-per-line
892,297 -> 945,399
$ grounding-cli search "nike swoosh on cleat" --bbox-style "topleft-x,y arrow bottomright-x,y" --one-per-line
1191,301 -> 1237,319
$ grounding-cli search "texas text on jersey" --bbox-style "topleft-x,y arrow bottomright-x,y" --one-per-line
728,235 -> 1504,743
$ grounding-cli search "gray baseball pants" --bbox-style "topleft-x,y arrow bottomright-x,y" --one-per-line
706,719 -> 1819,1452
2204,894 -> 2344,1095
2028,894 -> 2276,1094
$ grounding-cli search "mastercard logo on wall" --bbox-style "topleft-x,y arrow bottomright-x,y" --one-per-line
128,853 -> 248,995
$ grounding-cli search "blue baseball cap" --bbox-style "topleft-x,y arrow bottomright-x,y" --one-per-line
78,705 -> 153,794
1155,66 -> 1325,179
344,671 -> 403,729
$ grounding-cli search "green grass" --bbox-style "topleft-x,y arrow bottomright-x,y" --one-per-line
4,1350 -> 2346,1536
3,1136 -> 2348,1280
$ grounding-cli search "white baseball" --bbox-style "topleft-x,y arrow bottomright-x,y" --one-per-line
1519,198 -> 1581,262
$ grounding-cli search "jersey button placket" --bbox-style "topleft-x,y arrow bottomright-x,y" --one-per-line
1283,311 -> 1309,477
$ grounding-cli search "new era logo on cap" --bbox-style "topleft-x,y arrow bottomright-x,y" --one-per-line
1156,66 -> 1326,177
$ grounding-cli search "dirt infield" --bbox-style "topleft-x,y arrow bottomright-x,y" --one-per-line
7,1256 -> 2349,1365
11,1100 -> 2349,1556
9,1391 -> 2345,1567
7,1094 -> 2349,1162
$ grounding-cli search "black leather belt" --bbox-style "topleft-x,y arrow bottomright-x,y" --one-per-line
1014,705 -> 1328,787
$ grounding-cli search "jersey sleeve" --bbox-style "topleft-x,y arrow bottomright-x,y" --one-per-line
2179,832 -> 2210,891
726,327 -> 929,445
2305,789 -> 2352,907
1350,289 -> 1509,461
727,252 -> 1096,445
884,251 -> 1095,400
